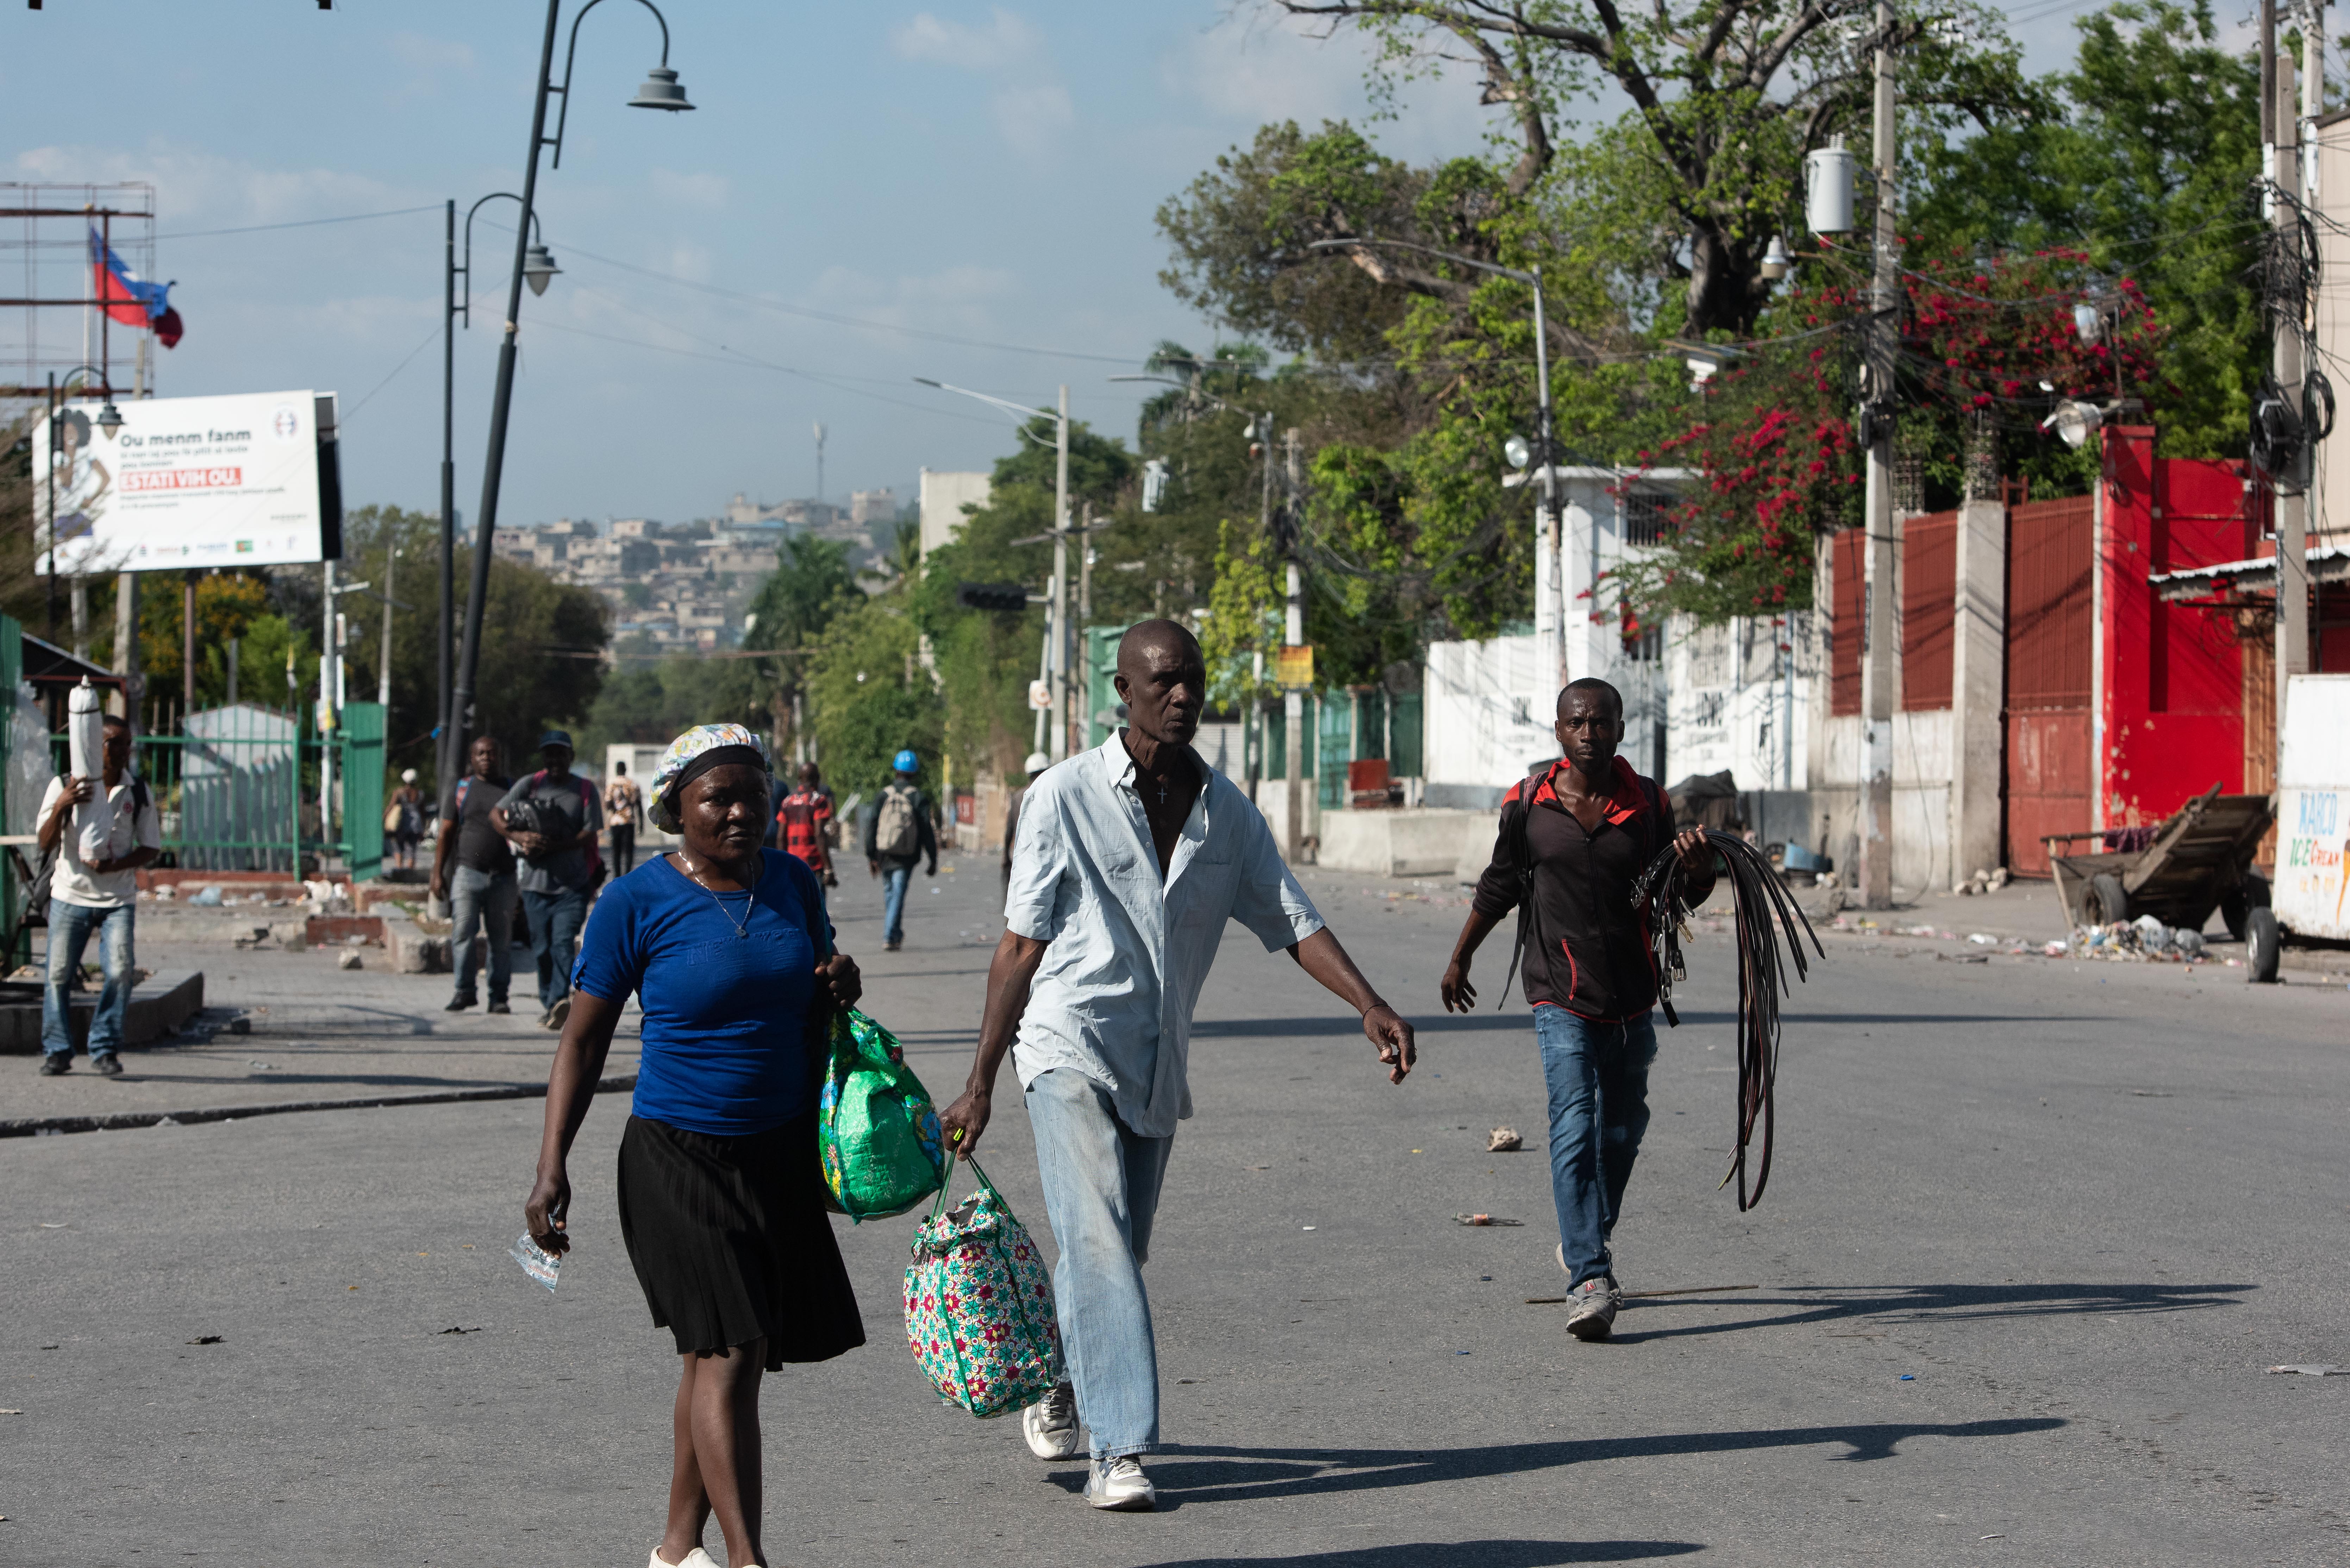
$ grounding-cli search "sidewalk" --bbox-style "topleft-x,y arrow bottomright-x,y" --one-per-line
0,926 -> 638,1133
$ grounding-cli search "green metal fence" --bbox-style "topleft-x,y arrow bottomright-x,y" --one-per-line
39,698 -> 387,878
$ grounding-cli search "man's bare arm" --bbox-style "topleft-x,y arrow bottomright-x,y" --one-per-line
1287,927 -> 1416,1083
937,930 -> 1050,1155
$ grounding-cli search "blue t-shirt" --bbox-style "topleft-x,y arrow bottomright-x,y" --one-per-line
572,848 -> 831,1136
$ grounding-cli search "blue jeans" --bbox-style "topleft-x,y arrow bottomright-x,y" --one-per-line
881,864 -> 912,945
1025,1068 -> 1173,1461
44,900 -> 135,1061
522,885 -> 588,1011
449,864 -> 518,1004
1535,1005 -> 1658,1289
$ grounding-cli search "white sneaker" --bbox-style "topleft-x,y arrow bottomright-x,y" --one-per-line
1084,1455 -> 1156,1511
1022,1380 -> 1081,1459
649,1549 -> 721,1568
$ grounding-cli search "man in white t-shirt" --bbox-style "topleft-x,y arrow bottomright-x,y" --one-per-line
37,714 -> 162,1076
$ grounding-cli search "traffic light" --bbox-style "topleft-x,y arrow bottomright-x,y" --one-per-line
955,581 -> 1030,613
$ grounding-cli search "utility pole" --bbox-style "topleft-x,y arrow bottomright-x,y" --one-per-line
379,543 -> 396,708
2269,0 -> 2312,742
113,572 -> 138,730
321,558 -> 339,856
438,197 -> 456,804
1282,425 -> 1305,865
1051,385 -> 1072,761
1855,0 -> 1899,911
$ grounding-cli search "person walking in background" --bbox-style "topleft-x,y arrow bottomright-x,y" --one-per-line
939,620 -> 1416,1512
773,762 -> 836,886
389,769 -> 426,871
497,729 -> 602,1031
1439,678 -> 1715,1343
863,748 -> 936,953
606,760 -> 645,878
1001,749 -> 1049,888
431,735 -> 518,1015
526,722 -> 865,1568
35,715 -> 161,1077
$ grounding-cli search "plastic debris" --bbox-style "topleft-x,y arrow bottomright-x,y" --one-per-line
1455,1213 -> 1524,1227
2266,1363 -> 2344,1375
510,1233 -> 562,1291
188,885 -> 223,907
337,950 -> 363,971
1488,1126 -> 1523,1152
1899,1373 -> 1915,1380
186,1335 -> 222,1345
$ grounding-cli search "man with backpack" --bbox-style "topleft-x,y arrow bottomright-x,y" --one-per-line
774,761 -> 836,885
494,729 -> 602,1030
1439,678 -> 1715,1342
34,713 -> 161,1076
863,748 -> 936,952
431,734 -> 518,1015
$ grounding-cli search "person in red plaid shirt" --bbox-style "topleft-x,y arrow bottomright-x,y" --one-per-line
773,762 -> 836,885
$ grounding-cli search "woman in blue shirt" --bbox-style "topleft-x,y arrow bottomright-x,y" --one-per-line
525,723 -> 861,1568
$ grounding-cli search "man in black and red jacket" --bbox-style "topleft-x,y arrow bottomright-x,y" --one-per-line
1441,677 -> 1714,1341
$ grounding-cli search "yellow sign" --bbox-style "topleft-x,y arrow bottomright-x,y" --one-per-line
1273,645 -> 1314,689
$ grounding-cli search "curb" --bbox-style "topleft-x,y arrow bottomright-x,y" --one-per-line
0,1073 -> 636,1140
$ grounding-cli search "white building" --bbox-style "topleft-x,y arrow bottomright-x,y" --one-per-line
919,469 -> 992,558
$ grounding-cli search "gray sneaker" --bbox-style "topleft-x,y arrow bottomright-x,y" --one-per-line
1565,1275 -> 1620,1341
1083,1455 -> 1155,1511
1022,1380 -> 1081,1460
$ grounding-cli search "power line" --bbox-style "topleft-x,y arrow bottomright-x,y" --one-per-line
153,204 -> 443,241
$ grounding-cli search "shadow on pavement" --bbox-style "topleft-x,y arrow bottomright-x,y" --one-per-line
1608,1280 -> 2250,1344
1192,1011 -> 2094,1040
1049,1417 -> 2064,1508
1130,1541 -> 1703,1566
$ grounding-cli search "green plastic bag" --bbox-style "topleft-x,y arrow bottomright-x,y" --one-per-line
816,1008 -> 948,1221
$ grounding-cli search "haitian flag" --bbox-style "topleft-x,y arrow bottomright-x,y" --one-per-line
90,227 -> 182,348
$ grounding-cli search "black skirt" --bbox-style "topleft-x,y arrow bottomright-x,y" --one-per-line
615,1112 -> 865,1370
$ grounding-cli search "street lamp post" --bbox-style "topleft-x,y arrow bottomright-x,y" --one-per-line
913,378 -> 1076,759
43,365 -> 126,660
439,191 -> 558,798
1308,238 -> 1560,688
444,0 -> 691,812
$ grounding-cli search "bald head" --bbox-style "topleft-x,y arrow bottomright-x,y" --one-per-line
1113,618 -> 1206,749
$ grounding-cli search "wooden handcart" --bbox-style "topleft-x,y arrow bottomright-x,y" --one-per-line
2042,784 -> 2274,936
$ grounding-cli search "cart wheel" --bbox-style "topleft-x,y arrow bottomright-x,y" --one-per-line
2089,872 -> 2129,926
2246,906 -> 2281,984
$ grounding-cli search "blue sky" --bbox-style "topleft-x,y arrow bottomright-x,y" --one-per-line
5,1 -> 2107,531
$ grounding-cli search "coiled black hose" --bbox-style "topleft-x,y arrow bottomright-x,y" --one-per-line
1632,831 -> 1825,1211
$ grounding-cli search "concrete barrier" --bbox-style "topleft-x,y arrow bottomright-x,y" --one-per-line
384,912 -> 449,975
1314,808 -> 1500,880
0,969 -> 205,1054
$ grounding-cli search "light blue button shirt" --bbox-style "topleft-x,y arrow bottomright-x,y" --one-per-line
1004,731 -> 1325,1137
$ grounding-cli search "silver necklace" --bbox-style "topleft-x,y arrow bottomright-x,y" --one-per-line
679,852 -> 758,937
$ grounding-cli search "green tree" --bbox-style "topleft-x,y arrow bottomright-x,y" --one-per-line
805,598 -> 943,799
1910,0 -> 2263,460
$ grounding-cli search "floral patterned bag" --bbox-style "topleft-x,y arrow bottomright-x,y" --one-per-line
903,1157 -> 1063,1418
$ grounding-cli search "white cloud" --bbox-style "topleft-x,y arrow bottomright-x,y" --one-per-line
650,168 -> 730,209
13,140 -> 414,228
888,8 -> 1045,71
990,83 -> 1076,158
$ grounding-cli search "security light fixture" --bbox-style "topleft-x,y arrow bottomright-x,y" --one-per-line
1505,434 -> 1532,470
522,244 -> 562,296
628,65 -> 694,111
2073,301 -> 2102,343
2042,400 -> 2102,449
1760,235 -> 1793,281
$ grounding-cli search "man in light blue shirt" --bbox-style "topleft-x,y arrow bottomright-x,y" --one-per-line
940,619 -> 1415,1513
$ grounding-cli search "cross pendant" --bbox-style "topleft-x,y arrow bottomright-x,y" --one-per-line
1157,781 -> 1168,805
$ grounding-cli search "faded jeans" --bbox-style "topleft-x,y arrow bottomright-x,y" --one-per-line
881,864 -> 912,945
448,864 -> 518,1004
43,900 -> 135,1060
1025,1067 -> 1174,1461
1535,1004 -> 1658,1289
523,885 -> 589,1012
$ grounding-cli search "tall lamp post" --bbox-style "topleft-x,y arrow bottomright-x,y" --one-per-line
43,366 -> 126,660
913,378 -> 1075,759
439,192 -> 559,796
444,0 -> 693,812
1308,238 -> 1559,688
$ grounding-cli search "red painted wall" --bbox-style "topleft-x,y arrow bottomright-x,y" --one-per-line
2096,429 -> 2262,827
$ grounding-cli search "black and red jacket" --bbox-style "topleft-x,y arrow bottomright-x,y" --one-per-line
1470,756 -> 1700,1020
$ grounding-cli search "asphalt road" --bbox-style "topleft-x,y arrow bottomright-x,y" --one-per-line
4,857 -> 2345,1567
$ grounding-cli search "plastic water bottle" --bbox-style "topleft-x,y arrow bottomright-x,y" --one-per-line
509,1233 -> 562,1291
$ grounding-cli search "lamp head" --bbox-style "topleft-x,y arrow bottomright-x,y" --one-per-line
2073,301 -> 2102,343
95,399 -> 125,435
1505,434 -> 1532,470
522,244 -> 562,296
1760,235 -> 1792,281
2043,399 -> 2103,449
628,65 -> 694,111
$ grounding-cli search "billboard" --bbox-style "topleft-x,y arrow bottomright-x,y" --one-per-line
32,389 -> 341,573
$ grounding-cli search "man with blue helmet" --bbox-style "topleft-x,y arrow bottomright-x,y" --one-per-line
864,747 -> 938,952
